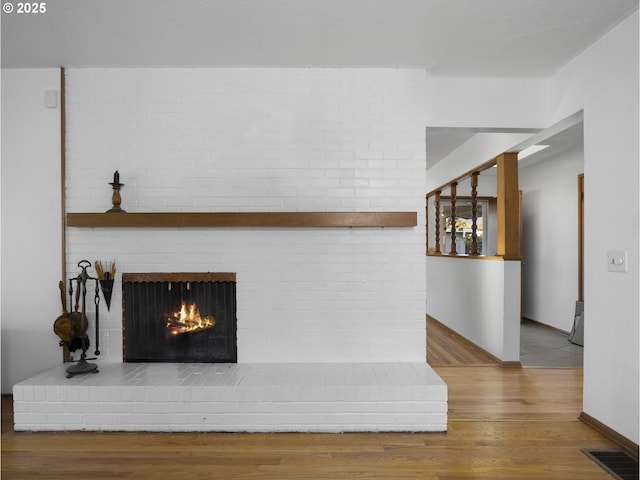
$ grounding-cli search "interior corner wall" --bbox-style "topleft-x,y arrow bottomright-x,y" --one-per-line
1,68 -> 62,393
547,11 -> 639,444
520,143 -> 584,332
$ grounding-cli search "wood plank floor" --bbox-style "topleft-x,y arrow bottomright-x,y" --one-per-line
1,322 -> 620,480
426,315 -> 499,366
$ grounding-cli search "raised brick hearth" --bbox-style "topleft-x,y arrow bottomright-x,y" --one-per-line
13,363 -> 447,432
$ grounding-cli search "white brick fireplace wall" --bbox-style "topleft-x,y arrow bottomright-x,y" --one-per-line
64,68 -> 428,364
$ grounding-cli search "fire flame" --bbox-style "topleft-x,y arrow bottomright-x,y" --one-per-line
167,302 -> 216,335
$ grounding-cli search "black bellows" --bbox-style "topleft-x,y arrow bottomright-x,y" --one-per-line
123,281 -> 237,363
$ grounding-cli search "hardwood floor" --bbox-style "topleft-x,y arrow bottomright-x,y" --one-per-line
426,315 -> 499,366
1,323 -> 621,480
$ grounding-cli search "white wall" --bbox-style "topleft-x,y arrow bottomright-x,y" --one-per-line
424,77 -> 547,130
520,143 -> 584,331
546,11 -> 639,444
1,69 -> 62,392
64,68 -> 428,364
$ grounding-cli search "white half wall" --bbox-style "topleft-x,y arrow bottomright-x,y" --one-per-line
426,256 -> 521,362
1,69 -> 62,393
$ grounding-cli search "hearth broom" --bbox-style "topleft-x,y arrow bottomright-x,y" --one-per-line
95,260 -> 115,311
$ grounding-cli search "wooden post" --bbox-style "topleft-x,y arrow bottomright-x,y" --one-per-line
578,174 -> 584,301
60,67 -> 70,364
425,195 -> 429,254
470,171 -> 479,256
449,182 -> 458,255
434,191 -> 441,254
496,152 -> 520,258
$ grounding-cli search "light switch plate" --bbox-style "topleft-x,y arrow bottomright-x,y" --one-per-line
607,250 -> 627,273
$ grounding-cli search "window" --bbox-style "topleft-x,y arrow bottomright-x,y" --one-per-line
440,199 -> 487,255
427,197 -> 496,256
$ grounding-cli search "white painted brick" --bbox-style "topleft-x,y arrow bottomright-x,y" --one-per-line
65,68 -> 427,365
99,402 -> 134,414
47,413 -> 83,425
134,402 -> 170,414
65,402 -> 99,414
14,412 -> 47,426
30,402 -> 66,414
12,402 -> 29,413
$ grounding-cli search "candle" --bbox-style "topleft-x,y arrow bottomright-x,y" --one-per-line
113,171 -> 120,184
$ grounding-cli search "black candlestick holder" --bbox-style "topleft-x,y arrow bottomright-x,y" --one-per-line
106,182 -> 125,213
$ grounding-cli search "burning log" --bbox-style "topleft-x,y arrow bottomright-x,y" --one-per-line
166,302 -> 216,335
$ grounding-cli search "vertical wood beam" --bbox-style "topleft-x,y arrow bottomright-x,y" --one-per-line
434,191 -> 441,254
60,67 -> 67,282
470,172 -> 479,256
449,182 -> 457,255
60,67 -> 70,363
496,152 -> 520,258
578,174 -> 584,301
425,195 -> 429,254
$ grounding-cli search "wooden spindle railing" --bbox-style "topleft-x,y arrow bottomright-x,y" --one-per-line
449,182 -> 457,255
425,151 -> 520,260
470,171 -> 479,256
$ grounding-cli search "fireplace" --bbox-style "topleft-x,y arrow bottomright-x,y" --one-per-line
122,273 -> 237,363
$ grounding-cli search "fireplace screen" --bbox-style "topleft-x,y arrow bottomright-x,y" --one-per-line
122,273 -> 237,363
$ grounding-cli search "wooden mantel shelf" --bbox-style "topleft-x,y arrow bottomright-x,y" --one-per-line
66,211 -> 417,228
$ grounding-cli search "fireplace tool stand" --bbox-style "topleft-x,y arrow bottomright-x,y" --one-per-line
66,260 -> 101,378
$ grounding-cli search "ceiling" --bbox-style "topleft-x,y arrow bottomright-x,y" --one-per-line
2,0 -> 637,76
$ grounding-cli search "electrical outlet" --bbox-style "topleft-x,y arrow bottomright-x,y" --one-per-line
607,250 -> 627,273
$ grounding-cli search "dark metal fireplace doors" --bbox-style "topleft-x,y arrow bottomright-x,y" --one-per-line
122,273 -> 237,363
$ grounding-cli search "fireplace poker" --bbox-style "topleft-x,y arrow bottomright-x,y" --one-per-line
74,278 -> 80,312
94,280 -> 100,356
